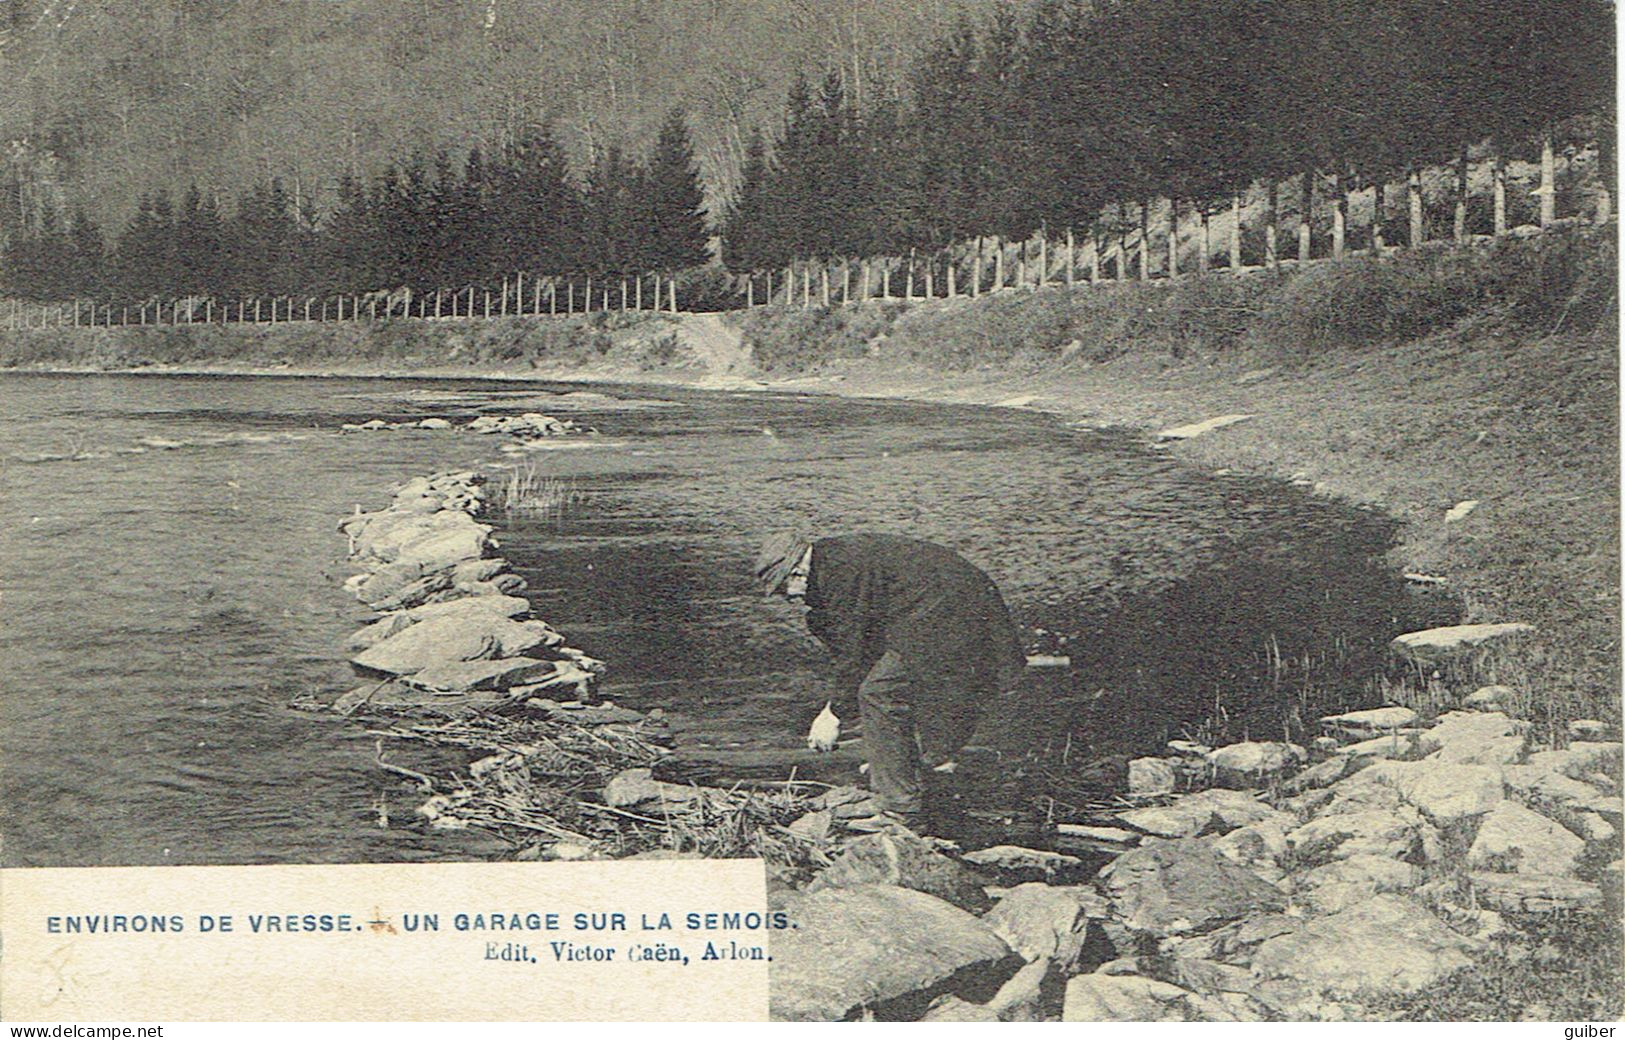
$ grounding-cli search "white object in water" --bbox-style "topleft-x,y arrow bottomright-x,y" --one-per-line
1445,499 -> 1480,523
807,701 -> 840,751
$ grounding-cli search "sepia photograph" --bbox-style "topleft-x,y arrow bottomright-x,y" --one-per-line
0,0 -> 1618,1024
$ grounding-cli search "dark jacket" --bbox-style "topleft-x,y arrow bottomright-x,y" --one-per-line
803,533 -> 1026,707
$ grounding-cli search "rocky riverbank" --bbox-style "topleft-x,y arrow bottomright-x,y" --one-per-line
299,449 -> 1621,1021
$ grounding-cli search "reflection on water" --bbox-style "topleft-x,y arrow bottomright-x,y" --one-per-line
0,371 -> 1438,867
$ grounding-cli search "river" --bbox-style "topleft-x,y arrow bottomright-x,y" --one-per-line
0,371 -> 1435,867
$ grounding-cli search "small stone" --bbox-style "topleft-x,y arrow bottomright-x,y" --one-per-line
1468,801 -> 1585,875
1464,685 -> 1513,709
601,768 -> 702,809
962,845 -> 1083,882
1128,757 -> 1177,796
1569,719 -> 1612,741
920,995 -> 999,1022
417,417 -> 453,429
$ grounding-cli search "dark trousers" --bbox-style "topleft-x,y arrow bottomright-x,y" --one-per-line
858,651 -> 982,815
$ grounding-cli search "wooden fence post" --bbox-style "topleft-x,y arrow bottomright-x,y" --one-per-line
353,295 -> 360,320
801,266 -> 811,308
1089,228 -> 1102,283
925,258 -> 934,298
1372,178 -> 1386,253
1539,127 -> 1556,227
880,264 -> 889,300
746,275 -> 754,309
1299,170 -> 1315,263
501,276 -> 509,316
533,276 -> 541,314
585,275 -> 593,311
305,298 -> 311,322
668,276 -> 677,313
1065,228 -> 1075,286
972,239 -> 982,298
1138,202 -> 1150,280
1230,193 -> 1243,272
1266,180 -> 1280,270
905,250 -> 915,299
1408,167 -> 1424,246
1492,153 -> 1507,235
1168,199 -> 1180,278
1015,241 -> 1026,290
603,287 -> 609,311
1198,206 -> 1211,273
860,261 -> 870,303
992,238 -> 1004,291
1038,235 -> 1048,289
1117,227 -> 1129,281
550,282 -> 558,315
842,263 -> 852,305
256,299 -> 262,323
1331,172 -> 1346,259
821,265 -> 830,306
1453,145 -> 1469,243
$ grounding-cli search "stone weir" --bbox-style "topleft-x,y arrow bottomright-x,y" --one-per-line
298,467 -> 1624,1022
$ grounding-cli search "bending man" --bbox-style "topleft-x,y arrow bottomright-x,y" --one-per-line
756,531 -> 1026,831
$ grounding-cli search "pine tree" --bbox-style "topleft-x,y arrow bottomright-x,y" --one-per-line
643,108 -> 709,270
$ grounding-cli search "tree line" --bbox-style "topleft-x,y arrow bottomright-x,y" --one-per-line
722,0 -> 1614,271
1,110 -> 708,302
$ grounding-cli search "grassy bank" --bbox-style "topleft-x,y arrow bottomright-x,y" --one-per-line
0,307 -> 699,377
741,228 -> 1620,734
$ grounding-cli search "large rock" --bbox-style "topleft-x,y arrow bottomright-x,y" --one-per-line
1285,806 -> 1427,860
346,613 -> 414,651
1468,871 -> 1604,913
1117,789 -> 1284,839
1207,742 -> 1305,783
1523,742 -> 1623,783
1098,839 -> 1286,937
1390,623 -> 1536,665
983,883 -> 1112,972
919,996 -> 999,1022
1249,895 -> 1477,999
1062,973 -> 1194,1021
810,832 -> 991,913
404,594 -> 534,623
392,525 -> 490,573
1128,757 -> 1177,796
368,572 -> 457,612
406,656 -> 560,693
1374,760 -> 1505,823
769,884 -> 1019,1021
351,614 -> 563,676
354,559 -> 428,603
1295,854 -> 1417,913
1321,706 -> 1418,738
1467,801 -> 1584,875
1502,765 -> 1618,815
1426,711 -> 1528,764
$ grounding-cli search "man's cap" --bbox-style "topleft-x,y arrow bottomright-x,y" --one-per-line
754,531 -> 809,596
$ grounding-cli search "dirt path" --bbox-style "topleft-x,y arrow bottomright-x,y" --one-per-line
675,312 -> 752,383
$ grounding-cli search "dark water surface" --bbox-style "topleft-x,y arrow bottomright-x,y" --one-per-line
0,372 -> 1430,867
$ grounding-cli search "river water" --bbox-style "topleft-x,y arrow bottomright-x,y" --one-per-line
0,372 -> 1435,867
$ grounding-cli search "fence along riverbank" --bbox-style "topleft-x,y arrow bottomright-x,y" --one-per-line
4,128 -> 1608,331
